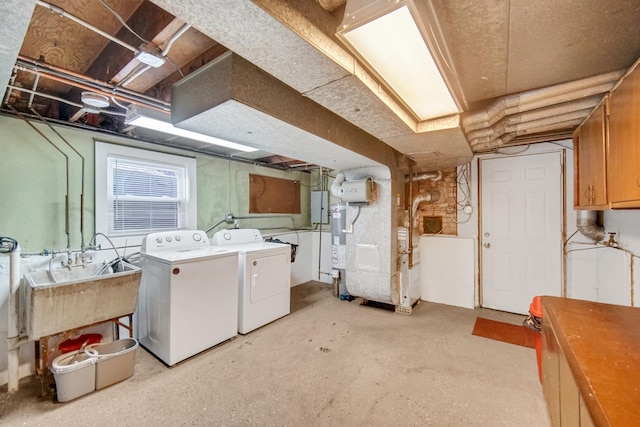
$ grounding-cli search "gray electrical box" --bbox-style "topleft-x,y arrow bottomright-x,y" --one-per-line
311,191 -> 329,224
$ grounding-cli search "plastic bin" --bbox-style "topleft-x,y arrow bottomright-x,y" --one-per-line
50,351 -> 96,402
86,338 -> 138,390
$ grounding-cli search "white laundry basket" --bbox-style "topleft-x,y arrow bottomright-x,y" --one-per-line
50,351 -> 96,402
85,338 -> 138,390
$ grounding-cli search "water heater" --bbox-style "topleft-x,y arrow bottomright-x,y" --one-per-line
331,203 -> 347,296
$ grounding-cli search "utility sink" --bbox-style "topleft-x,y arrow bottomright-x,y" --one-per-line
24,263 -> 141,340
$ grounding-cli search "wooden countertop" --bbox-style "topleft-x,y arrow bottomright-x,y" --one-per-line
541,296 -> 640,426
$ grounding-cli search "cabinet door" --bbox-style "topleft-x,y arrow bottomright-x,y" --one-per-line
609,65 -> 640,207
559,354 -> 580,426
574,102 -> 609,209
542,322 -> 561,427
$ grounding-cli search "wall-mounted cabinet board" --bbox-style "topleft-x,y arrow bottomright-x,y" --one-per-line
249,174 -> 301,214
573,101 -> 610,209
608,63 -> 640,208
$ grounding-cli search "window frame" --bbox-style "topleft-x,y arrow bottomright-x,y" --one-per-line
95,141 -> 197,248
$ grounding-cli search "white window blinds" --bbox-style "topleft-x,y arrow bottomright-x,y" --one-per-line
106,156 -> 187,236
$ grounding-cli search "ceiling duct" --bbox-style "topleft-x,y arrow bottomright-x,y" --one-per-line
462,70 -> 624,151
171,51 -> 405,172
151,0 -> 470,171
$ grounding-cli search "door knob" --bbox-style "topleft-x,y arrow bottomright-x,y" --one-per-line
483,242 -> 491,248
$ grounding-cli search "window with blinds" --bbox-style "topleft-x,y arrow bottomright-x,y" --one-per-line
107,156 -> 187,236
95,141 -> 197,244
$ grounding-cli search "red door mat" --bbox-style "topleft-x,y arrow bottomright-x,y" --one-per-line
472,317 -> 537,349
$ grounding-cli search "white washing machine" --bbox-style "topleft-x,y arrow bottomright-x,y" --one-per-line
211,229 -> 291,334
138,229 -> 238,366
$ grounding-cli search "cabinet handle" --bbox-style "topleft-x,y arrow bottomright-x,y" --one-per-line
636,177 -> 640,187
584,185 -> 596,204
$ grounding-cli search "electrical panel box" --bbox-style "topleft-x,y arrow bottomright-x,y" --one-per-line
311,191 -> 329,224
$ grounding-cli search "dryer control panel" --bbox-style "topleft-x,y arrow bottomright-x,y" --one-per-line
142,230 -> 210,254
211,228 -> 263,246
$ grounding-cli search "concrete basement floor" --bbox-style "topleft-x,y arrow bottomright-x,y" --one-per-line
1,282 -> 550,426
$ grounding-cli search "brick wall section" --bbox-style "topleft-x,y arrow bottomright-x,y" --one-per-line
408,167 -> 458,236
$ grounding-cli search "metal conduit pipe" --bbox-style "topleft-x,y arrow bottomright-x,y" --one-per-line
576,210 -> 606,242
16,56 -> 171,109
36,0 -> 139,54
119,64 -> 152,88
3,72 -> 17,105
27,74 -> 40,108
30,108 -> 87,250
162,23 -> 191,56
9,105 -> 71,250
7,85 -> 83,108
120,24 -> 191,88
14,64 -> 169,113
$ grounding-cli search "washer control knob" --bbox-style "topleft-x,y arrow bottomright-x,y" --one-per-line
166,236 -> 172,242
155,237 -> 162,244
224,232 -> 231,241
175,235 -> 181,242
193,233 -> 202,242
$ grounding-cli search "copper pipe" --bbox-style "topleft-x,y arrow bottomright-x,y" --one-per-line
17,55 -> 170,108
15,66 -> 168,113
31,107 -> 87,250
9,105 -> 71,250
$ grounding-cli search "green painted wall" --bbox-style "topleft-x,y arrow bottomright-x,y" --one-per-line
0,115 -> 311,253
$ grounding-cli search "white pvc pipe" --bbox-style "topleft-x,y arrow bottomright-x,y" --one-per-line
7,245 -> 21,393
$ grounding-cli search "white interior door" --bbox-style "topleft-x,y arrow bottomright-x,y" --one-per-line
480,152 -> 563,314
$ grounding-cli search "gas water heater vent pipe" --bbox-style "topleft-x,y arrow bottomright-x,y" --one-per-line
406,171 -> 443,182
331,172 -> 346,197
576,210 -> 606,242
411,191 -> 441,226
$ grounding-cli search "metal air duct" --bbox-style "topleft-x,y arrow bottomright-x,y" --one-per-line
576,210 -> 605,242
171,51 -> 403,171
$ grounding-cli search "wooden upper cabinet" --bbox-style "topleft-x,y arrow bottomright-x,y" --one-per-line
608,64 -> 640,208
574,101 -> 610,209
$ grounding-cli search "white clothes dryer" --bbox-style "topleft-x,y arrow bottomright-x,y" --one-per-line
138,230 -> 238,366
211,229 -> 291,334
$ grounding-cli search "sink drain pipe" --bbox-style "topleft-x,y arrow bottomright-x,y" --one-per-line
2,237 -> 26,392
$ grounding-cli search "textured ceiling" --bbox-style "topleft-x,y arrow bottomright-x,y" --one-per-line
2,0 -> 640,172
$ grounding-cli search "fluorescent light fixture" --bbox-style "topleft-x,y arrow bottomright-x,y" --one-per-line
337,0 -> 461,121
126,109 -> 258,152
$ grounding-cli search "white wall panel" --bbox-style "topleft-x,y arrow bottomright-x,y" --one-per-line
420,235 -> 475,309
